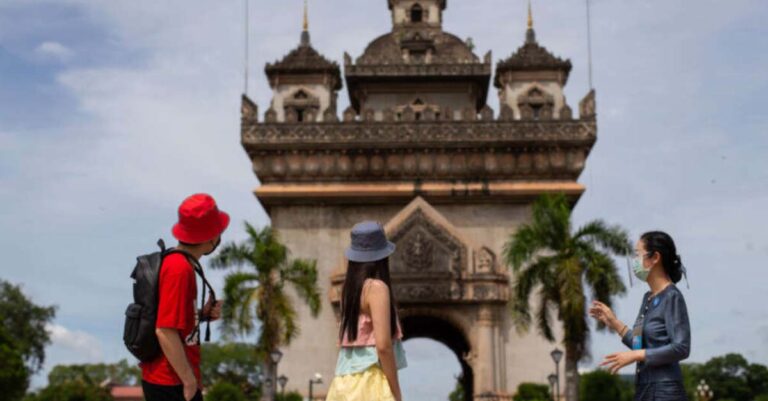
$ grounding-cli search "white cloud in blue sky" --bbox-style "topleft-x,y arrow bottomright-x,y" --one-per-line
34,41 -> 74,62
1,0 -> 767,399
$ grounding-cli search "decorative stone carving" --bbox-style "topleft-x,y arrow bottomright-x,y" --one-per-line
579,89 -> 596,119
389,209 -> 466,277
480,105 -> 494,121
499,104 -> 515,121
441,106 -> 453,121
474,247 -> 496,273
423,107 -> 436,121
343,106 -> 357,122
402,105 -> 415,121
403,232 -> 434,271
265,107 -> 277,123
559,104 -> 573,120
473,285 -> 499,301
363,108 -> 376,122
241,95 -> 258,121
383,108 -> 396,122
323,108 -> 338,122
285,108 -> 298,123
462,107 -> 477,121
518,87 -> 555,121
304,109 -> 317,123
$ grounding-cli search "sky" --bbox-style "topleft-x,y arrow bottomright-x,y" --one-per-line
1,0 -> 767,399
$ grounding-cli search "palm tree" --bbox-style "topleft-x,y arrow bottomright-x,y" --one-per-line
210,222 -> 321,400
503,194 -> 632,401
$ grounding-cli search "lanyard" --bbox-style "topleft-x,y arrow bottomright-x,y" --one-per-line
631,293 -> 657,350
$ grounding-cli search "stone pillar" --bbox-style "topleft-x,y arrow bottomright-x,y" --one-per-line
474,305 -> 496,396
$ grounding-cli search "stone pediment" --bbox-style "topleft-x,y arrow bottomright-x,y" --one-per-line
385,196 -> 468,279
329,197 -> 509,305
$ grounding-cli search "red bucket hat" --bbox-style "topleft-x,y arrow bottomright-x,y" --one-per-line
172,193 -> 230,244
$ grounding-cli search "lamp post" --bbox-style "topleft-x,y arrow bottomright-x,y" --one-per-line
550,348 -> 563,401
547,373 -> 558,401
696,379 -> 714,401
258,372 -> 274,401
307,373 -> 322,401
269,349 -> 283,401
278,375 -> 288,396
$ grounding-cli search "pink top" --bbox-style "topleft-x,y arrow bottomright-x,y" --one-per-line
340,313 -> 403,347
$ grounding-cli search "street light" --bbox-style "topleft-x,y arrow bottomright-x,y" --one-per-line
308,373 -> 323,401
270,349 -> 284,365
268,349 -> 283,401
278,375 -> 289,395
696,379 -> 714,401
547,373 -> 558,401
550,348 -> 563,401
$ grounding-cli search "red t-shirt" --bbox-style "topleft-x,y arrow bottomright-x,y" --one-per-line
140,253 -> 201,387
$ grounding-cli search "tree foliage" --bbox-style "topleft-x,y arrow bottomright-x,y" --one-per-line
579,370 -> 633,401
513,382 -> 551,401
503,194 -> 632,401
682,353 -> 768,401
200,342 -> 262,397
210,223 -> 321,356
47,359 -> 140,387
0,280 -> 56,400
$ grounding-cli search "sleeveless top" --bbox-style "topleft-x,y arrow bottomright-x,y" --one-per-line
334,312 -> 408,376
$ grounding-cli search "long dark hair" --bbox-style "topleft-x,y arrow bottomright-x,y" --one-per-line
640,231 -> 685,283
338,258 -> 399,342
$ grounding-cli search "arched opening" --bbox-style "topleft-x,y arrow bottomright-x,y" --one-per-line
410,4 -> 423,23
401,315 -> 473,401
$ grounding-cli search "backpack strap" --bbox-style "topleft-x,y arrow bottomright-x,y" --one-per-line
161,246 -> 216,343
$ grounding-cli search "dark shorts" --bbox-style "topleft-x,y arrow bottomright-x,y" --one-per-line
635,381 -> 688,401
142,380 -> 203,401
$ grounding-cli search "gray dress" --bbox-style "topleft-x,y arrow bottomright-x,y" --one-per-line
621,284 -> 691,401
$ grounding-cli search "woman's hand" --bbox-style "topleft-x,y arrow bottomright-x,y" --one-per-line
589,300 -> 619,330
600,350 -> 645,374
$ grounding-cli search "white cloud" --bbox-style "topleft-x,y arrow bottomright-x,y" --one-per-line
46,323 -> 104,362
35,41 -> 74,62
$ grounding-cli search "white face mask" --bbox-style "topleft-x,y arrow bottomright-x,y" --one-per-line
632,256 -> 650,282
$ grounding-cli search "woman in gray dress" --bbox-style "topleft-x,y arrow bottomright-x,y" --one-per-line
590,231 -> 691,401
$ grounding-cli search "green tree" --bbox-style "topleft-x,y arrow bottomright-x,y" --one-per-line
47,359 -> 141,387
24,381 -> 112,401
0,326 -> 29,401
448,374 -> 464,401
681,353 -> 768,401
210,223 -> 321,400
206,381 -> 248,401
275,391 -> 303,401
513,382 -> 550,401
0,280 -> 56,400
503,194 -> 632,401
200,342 -> 262,397
580,370 -> 632,401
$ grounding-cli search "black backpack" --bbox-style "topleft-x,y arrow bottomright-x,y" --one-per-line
123,239 -> 216,363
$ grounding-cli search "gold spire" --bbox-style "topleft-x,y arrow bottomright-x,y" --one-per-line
527,0 -> 533,29
303,0 -> 308,31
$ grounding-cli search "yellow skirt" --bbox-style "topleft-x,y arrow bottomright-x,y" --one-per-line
325,365 -> 395,401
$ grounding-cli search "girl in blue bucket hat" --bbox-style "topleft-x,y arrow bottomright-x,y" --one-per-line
326,221 -> 407,401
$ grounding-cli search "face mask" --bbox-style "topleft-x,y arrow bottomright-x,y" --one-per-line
204,237 -> 221,256
632,257 -> 650,282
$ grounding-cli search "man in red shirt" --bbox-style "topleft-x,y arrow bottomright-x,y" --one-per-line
141,194 -> 229,401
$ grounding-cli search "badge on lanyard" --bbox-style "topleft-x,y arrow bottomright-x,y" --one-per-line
632,294 -> 654,350
631,324 -> 643,350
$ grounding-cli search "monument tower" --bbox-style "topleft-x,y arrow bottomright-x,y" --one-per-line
241,1 -> 596,399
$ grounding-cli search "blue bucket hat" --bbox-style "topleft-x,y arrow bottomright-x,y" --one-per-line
345,221 -> 396,263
